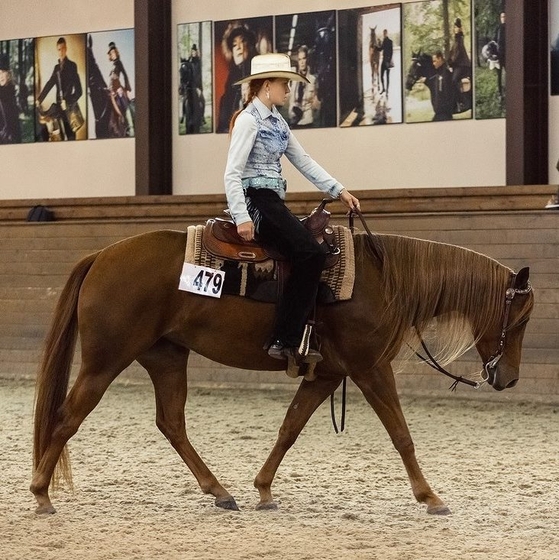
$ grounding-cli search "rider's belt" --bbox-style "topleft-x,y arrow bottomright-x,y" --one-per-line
242,176 -> 287,199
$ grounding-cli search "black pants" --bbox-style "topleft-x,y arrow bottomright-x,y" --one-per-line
246,187 -> 326,347
381,63 -> 390,93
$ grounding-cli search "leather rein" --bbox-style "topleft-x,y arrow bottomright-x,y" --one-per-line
330,207 -> 383,433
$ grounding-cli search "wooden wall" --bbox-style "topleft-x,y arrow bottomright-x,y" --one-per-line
1,185 -> 557,402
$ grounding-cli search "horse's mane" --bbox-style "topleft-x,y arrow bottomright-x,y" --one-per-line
355,232 -> 532,365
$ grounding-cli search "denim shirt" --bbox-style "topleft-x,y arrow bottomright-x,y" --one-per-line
224,96 -> 344,225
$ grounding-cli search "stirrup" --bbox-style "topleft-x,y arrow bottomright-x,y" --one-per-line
285,353 -> 318,381
298,322 -> 323,361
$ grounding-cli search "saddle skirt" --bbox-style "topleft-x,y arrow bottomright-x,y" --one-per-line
184,223 -> 355,303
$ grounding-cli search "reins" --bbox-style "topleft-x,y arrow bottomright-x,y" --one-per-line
411,335 -> 481,391
330,207 -> 383,433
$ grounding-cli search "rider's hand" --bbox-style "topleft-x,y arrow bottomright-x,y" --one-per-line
339,189 -> 360,211
237,220 -> 255,242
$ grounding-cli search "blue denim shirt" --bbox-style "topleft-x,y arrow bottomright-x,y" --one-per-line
224,97 -> 344,225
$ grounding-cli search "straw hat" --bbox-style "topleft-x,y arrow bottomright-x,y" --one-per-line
234,53 -> 310,85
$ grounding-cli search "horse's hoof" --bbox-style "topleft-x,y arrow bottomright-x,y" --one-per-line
215,496 -> 239,511
256,501 -> 278,511
427,504 -> 451,515
35,504 -> 56,515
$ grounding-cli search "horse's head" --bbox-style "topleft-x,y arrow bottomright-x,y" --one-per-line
369,26 -> 377,45
474,267 -> 534,391
405,50 -> 430,91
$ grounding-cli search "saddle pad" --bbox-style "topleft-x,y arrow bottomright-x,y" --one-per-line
184,224 -> 355,302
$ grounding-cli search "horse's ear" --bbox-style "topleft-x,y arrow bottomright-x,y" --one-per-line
514,267 -> 530,289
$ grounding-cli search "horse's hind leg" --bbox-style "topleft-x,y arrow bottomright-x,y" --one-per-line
31,367 -> 119,514
351,363 -> 450,515
254,374 -> 342,510
137,340 -> 238,511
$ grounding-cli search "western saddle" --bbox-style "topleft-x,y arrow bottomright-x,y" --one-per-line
203,198 -> 340,268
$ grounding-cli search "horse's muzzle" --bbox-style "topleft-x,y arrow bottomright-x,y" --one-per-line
489,368 -> 519,391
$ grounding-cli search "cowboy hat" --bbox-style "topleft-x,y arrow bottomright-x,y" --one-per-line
234,53 -> 310,85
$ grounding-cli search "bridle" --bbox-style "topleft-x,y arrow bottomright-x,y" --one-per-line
415,272 -> 532,391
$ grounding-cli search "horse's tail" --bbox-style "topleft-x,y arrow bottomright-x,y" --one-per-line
33,251 -> 100,488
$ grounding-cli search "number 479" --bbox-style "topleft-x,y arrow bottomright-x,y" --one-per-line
193,269 -> 223,295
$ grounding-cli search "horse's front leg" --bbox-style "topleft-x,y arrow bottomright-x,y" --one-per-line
351,363 -> 451,515
254,374 -> 342,510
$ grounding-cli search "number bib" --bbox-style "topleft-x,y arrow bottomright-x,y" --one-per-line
178,263 -> 224,298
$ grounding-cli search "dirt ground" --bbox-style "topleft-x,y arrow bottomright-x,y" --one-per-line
1,376 -> 558,560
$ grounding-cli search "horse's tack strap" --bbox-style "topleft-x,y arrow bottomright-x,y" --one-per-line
350,208 -> 384,265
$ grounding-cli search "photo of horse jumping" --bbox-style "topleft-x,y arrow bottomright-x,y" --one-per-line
31,228 -> 534,515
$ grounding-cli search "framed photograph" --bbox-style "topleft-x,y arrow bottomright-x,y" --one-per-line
275,10 -> 337,129
339,4 -> 402,127
403,0 -> 472,123
177,21 -> 213,134
214,17 -> 273,133
35,34 -> 87,141
474,0 -> 506,117
87,29 -> 135,139
0,38 -> 35,144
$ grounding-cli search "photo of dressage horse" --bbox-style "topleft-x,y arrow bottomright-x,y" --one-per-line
339,4 -> 403,127
403,0 -> 472,123
177,20 -> 212,134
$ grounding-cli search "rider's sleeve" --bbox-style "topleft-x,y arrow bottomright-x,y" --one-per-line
284,131 -> 344,199
224,111 -> 257,225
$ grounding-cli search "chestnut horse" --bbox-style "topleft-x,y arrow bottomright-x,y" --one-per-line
31,229 -> 534,515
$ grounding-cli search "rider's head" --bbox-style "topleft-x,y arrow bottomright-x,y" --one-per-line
432,51 -> 445,69
56,37 -> 67,61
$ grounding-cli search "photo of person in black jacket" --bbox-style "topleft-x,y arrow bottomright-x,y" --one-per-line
36,36 -> 83,141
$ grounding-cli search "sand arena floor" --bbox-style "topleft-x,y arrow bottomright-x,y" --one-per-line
1,377 -> 558,560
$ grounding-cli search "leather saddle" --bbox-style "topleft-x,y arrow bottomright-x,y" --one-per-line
203,199 -> 340,269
